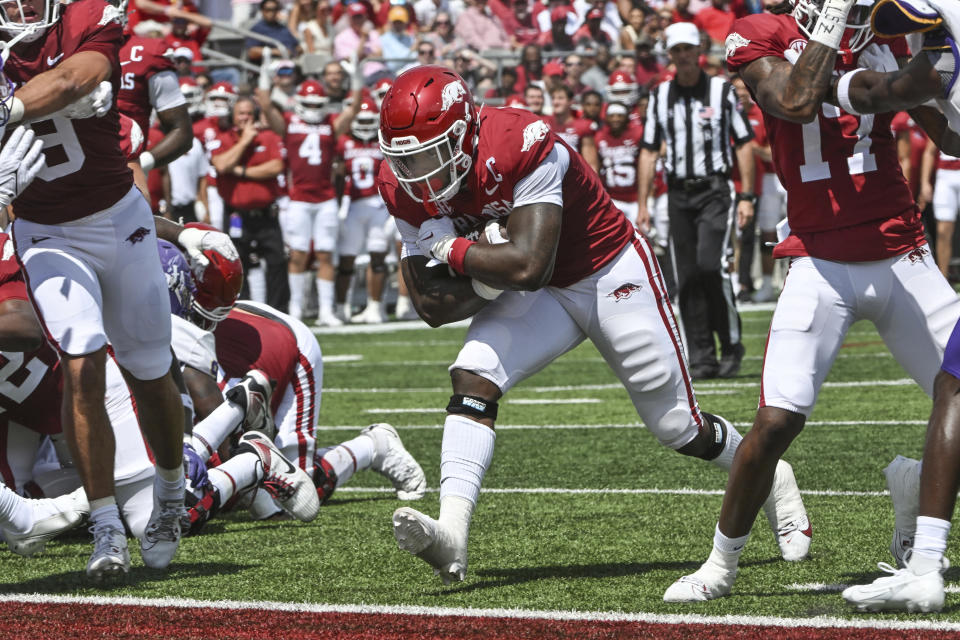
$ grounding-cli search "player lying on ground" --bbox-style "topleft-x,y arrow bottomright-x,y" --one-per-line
663,0 -> 960,604
376,65 -> 807,586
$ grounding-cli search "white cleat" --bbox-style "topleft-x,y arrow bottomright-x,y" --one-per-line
318,310 -> 344,327
238,431 -> 320,522
393,507 -> 467,585
4,487 -> 89,557
86,522 -> 130,583
761,459 -> 811,561
842,554 -> 948,613
752,282 -> 776,303
351,305 -> 386,325
226,368 -> 275,439
885,455 -> 920,568
394,298 -> 419,321
364,423 -> 427,500
663,563 -> 737,602
140,497 -> 186,570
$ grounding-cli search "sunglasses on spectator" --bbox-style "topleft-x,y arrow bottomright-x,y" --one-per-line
435,19 -> 450,24
419,48 -> 435,55
564,61 -> 582,67
262,4 -> 279,11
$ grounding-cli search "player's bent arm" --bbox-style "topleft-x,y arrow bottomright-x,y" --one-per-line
149,106 -> 194,169
255,89 -> 287,136
183,366 -> 225,422
210,137 -> 254,174
15,51 -> 112,121
461,202 -> 562,291
401,256 -> 490,327
0,298 -> 43,352
233,158 -> 284,180
833,54 -> 943,116
740,47 -> 840,123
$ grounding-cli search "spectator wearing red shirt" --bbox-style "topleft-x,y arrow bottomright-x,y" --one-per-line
633,35 -> 664,89
538,6 -> 575,51
485,66 -> 520,100
693,0 -> 734,46
210,97 -> 288,310
501,0 -> 541,47
572,7 -> 613,47
514,43 -> 544,93
671,0 -> 696,23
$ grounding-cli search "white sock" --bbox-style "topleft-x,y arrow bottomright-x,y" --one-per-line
317,278 -> 335,314
155,467 -> 184,503
190,400 -> 246,461
913,515 -> 951,563
208,452 -> 263,503
396,295 -> 412,315
0,483 -> 31,534
709,417 -> 743,471
438,494 -> 474,539
709,524 -> 748,572
320,435 -> 375,487
438,415 -> 496,505
287,272 -> 309,319
90,500 -> 124,533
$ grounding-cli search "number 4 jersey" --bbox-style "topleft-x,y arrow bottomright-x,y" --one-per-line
284,111 -> 336,203
726,13 -> 922,262
3,0 -> 133,224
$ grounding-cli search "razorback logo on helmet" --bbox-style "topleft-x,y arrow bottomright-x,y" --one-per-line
441,80 -> 468,111
784,38 -> 806,64
725,32 -> 750,59
99,3 -> 124,25
521,120 -> 550,152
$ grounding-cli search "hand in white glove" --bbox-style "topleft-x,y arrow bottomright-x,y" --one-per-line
809,0 -> 857,50
52,81 -> 113,119
0,126 -> 46,207
416,215 -> 459,262
857,43 -> 899,73
178,226 -> 240,275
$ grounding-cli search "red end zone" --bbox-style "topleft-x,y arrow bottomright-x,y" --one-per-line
2,601 -> 960,640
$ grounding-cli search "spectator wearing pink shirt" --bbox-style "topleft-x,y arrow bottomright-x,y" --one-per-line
500,0 -> 540,47
454,0 -> 510,51
334,3 -> 385,76
692,0 -> 733,46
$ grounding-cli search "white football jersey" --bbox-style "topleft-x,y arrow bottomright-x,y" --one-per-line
171,315 -> 222,383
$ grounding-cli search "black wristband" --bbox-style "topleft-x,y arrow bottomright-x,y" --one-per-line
241,165 -> 247,179
736,192 -> 757,205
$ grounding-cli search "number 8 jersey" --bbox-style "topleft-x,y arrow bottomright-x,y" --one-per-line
3,0 -> 133,224
337,134 -> 382,200
726,13 -> 922,262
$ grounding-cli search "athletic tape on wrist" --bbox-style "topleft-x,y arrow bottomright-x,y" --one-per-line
837,68 -> 865,116
447,237 -> 474,275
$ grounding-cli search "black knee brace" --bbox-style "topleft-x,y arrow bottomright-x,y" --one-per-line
369,261 -> 388,274
696,412 -> 728,461
447,394 -> 498,420
337,265 -> 355,278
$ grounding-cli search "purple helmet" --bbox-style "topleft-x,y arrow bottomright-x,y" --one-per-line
158,239 -> 197,320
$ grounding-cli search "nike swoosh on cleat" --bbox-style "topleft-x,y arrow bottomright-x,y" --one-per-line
31,236 -> 50,245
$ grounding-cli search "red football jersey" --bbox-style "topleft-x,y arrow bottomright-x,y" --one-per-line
211,128 -> 285,210
379,107 -> 633,288
337,135 -> 382,200
284,112 -> 336,203
726,13 -> 921,262
732,101 -> 765,196
5,0 -> 132,224
194,115 -> 227,189
117,35 -> 176,135
546,116 -> 597,152
595,124 -> 644,202
890,111 -> 928,199
0,234 -> 62,436
213,304 -> 299,413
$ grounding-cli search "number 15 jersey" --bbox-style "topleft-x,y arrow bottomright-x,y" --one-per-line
726,13 -> 921,262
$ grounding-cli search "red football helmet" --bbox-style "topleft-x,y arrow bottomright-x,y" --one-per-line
379,66 -> 478,204
606,70 -> 638,107
204,82 -> 238,118
792,0 -> 873,54
504,93 -> 528,110
351,98 -> 379,142
295,80 -> 328,124
372,77 -> 393,108
179,77 -> 204,118
184,222 -> 243,330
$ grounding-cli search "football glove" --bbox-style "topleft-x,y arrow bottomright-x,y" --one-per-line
923,28 -> 958,98
0,126 -> 45,208
50,81 -> 113,120
178,226 -> 240,271
416,215 -> 459,263
857,43 -> 899,74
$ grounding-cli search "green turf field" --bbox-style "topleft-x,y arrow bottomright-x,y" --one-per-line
2,307 -> 956,623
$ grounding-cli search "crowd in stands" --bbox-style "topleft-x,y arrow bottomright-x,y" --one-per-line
130,0 -> 959,323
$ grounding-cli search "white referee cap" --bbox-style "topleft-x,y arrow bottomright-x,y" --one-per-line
665,22 -> 700,50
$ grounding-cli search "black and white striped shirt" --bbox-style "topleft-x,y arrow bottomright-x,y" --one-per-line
642,72 -> 753,180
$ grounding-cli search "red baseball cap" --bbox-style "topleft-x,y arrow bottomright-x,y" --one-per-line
550,6 -> 571,21
586,7 -> 602,19
543,60 -> 564,76
348,3 -> 367,17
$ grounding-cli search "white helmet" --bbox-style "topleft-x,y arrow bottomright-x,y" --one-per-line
294,80 -> 328,124
0,0 -> 69,44
351,98 -> 379,141
204,82 -> 238,118
605,70 -> 638,107
793,0 -> 874,54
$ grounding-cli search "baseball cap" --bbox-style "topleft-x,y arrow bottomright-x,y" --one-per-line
173,46 -> 194,61
586,7 -> 602,20
543,60 -> 564,76
664,22 -> 700,49
347,3 -> 367,17
388,5 -> 409,22
550,6 -> 571,22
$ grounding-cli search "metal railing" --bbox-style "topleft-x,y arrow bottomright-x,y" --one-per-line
206,18 -> 292,60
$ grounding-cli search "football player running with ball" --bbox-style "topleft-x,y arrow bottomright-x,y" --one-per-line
376,65 -> 808,585
663,0 -> 960,603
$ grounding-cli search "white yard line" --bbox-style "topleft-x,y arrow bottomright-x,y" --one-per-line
318,419 -> 926,431
787,583 -> 960,594
5,593 -> 959,631
334,486 -> 889,498
508,398 -> 603,404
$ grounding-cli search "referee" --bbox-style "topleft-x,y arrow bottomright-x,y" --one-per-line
638,22 -> 756,380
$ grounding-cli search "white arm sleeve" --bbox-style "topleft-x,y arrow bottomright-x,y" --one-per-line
149,70 -> 188,112
512,143 -> 570,209
396,217 -> 424,259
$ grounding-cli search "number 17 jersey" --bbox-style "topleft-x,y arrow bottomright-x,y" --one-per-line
726,13 -> 921,262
